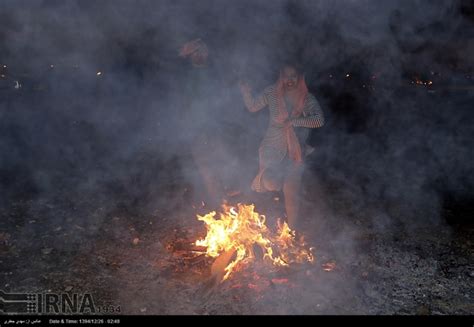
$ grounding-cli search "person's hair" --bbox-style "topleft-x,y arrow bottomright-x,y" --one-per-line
279,61 -> 304,76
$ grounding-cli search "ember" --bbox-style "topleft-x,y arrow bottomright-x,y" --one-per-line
195,203 -> 314,281
412,77 -> 434,86
322,261 -> 337,272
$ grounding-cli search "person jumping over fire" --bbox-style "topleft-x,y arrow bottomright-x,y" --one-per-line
239,62 -> 325,229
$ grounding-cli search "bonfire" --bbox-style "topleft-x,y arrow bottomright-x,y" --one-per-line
195,203 -> 314,282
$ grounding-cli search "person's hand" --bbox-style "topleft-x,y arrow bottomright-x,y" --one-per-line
283,118 -> 293,128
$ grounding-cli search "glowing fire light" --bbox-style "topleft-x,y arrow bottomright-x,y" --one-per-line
322,261 -> 336,272
196,203 -> 314,281
413,77 -> 433,86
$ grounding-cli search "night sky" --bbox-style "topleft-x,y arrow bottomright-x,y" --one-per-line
2,0 -> 472,223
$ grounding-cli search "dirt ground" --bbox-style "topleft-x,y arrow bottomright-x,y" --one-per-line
1,165 -> 472,315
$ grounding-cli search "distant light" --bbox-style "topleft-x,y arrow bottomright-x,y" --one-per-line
96,71 -> 102,76
50,64 -> 54,68
329,74 -> 333,78
346,73 -> 350,78
427,81 -> 433,85
1,74 -> 5,78
3,65 -> 6,68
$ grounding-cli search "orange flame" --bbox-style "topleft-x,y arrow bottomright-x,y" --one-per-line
195,203 -> 314,281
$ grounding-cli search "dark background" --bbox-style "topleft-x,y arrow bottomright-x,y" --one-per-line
1,0 -> 473,230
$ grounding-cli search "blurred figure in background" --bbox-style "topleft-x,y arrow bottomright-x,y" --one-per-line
178,38 -> 240,209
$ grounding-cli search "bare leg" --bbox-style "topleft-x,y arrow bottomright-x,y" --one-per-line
283,163 -> 304,229
192,135 -> 224,208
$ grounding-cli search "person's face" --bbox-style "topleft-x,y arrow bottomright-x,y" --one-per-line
281,66 -> 299,91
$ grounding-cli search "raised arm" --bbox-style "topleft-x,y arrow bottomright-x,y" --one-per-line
239,82 -> 268,113
292,93 -> 325,128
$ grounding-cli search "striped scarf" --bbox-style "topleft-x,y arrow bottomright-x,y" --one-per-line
275,75 -> 308,163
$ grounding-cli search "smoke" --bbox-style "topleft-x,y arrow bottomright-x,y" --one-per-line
1,0 -> 473,314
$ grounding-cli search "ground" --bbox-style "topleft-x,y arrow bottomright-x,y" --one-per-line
1,159 -> 472,315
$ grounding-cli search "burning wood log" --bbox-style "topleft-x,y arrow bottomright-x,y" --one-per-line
201,247 -> 237,294
195,203 -> 314,283
210,247 -> 237,280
